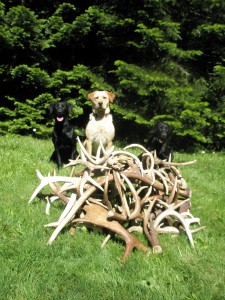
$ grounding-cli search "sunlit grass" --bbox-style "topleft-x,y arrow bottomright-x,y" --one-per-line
0,135 -> 224,299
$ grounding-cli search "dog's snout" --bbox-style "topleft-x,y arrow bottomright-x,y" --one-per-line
98,101 -> 103,107
55,103 -> 67,115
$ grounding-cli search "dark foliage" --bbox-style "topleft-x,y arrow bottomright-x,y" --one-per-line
0,0 -> 224,151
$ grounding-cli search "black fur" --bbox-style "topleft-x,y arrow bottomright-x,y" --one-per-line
47,102 -> 77,169
148,122 -> 173,161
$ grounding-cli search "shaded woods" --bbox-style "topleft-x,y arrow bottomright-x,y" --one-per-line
0,0 -> 224,151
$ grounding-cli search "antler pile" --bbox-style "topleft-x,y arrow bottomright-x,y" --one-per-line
29,137 -> 205,262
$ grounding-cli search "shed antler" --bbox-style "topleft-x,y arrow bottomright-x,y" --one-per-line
73,202 -> 150,263
29,140 -> 204,262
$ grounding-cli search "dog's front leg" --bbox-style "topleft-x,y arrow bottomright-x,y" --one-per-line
85,139 -> 92,156
71,148 -> 77,160
70,139 -> 78,160
55,149 -> 63,169
106,141 -> 113,151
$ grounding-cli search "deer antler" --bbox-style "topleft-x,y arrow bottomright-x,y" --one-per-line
29,142 -> 203,262
153,200 -> 205,247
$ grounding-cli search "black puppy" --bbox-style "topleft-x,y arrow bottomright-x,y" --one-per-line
47,101 -> 77,169
148,121 -> 173,161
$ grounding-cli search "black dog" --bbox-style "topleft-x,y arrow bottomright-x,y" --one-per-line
139,121 -> 173,166
148,121 -> 173,161
47,102 -> 77,169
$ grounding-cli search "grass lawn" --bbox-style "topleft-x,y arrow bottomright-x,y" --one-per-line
0,135 -> 224,300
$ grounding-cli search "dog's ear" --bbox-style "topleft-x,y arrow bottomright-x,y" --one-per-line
46,103 -> 55,117
148,122 -> 159,140
68,104 -> 73,114
107,91 -> 116,103
87,92 -> 96,101
151,122 -> 159,133
167,124 -> 172,136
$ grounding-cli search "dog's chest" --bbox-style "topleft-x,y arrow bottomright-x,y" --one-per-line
86,113 -> 115,143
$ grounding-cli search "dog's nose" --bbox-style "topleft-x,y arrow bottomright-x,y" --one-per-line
98,101 -> 103,107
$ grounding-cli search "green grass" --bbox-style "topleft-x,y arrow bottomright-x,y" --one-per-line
0,135 -> 224,300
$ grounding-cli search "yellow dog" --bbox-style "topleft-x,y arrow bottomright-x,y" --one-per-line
85,91 -> 116,156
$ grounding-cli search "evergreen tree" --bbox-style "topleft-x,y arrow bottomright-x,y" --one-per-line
0,0 -> 224,150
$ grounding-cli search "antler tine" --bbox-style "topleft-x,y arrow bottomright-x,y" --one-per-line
65,159 -> 89,168
156,159 -> 197,167
154,169 -> 169,195
136,185 -> 154,207
120,173 -> 141,220
157,198 -> 190,210
99,138 -> 107,155
95,142 -> 102,160
86,170 -> 104,192
113,170 -> 130,218
45,195 -> 58,215
167,176 -> 178,205
48,181 -> 69,205
153,208 -> 195,247
143,198 -> 162,252
58,193 -> 77,223
47,182 -> 101,245
142,151 -> 154,172
124,143 -> 149,153
112,150 -> 144,175
103,171 -> 113,210
29,170 -> 49,203
45,193 -> 77,228
79,171 -> 88,196
101,234 -> 111,248
95,145 -> 115,165
189,226 -> 206,234
77,136 -> 97,164
29,170 -> 80,203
